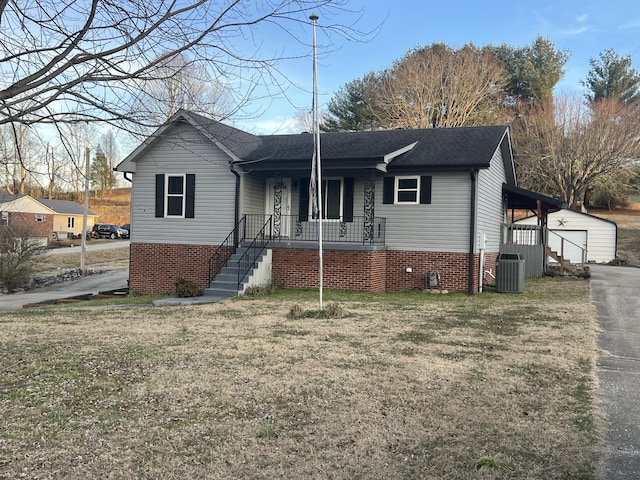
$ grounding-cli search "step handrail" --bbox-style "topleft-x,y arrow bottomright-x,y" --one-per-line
546,229 -> 587,266
236,215 -> 273,290
208,215 -> 246,284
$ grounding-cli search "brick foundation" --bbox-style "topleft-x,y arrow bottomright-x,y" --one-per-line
272,247 -> 494,293
271,247 -> 387,292
129,242 -> 221,295
386,250 -> 475,292
130,242 -> 499,295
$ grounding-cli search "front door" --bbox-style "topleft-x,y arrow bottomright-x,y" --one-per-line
265,178 -> 291,238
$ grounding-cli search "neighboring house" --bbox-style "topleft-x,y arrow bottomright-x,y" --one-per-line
0,194 -> 97,241
116,110 -> 562,296
515,208 -> 617,264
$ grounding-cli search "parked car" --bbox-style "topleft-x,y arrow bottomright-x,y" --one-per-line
121,224 -> 131,238
92,223 -> 128,239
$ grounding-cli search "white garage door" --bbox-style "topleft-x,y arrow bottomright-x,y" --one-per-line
548,230 -> 587,264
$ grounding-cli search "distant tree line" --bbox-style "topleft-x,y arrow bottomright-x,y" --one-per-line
319,38 -> 640,209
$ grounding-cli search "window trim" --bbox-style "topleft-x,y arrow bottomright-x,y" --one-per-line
165,174 -> 186,218
35,213 -> 45,222
67,217 -> 75,229
394,175 -> 420,204
155,173 -> 195,219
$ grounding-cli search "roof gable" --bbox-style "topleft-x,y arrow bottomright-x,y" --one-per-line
116,110 -> 515,177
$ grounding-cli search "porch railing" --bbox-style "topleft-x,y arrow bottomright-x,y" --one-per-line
208,215 -> 246,284
501,223 -> 543,245
244,214 -> 386,245
501,223 -> 586,268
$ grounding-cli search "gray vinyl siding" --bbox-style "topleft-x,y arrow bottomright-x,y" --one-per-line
476,147 -> 507,252
376,172 -> 471,252
130,122 -> 236,245
241,174 -> 264,215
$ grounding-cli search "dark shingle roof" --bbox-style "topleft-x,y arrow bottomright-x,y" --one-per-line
37,198 -> 96,216
0,193 -> 25,203
186,110 -> 509,170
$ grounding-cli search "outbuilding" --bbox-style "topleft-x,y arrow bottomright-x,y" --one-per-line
515,208 -> 617,264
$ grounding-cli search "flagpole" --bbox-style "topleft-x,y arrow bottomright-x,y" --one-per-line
310,12 -> 323,311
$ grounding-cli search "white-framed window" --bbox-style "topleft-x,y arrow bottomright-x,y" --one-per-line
67,217 -> 75,228
1,211 -> 8,226
35,213 -> 45,222
155,173 -> 195,219
166,174 -> 186,217
395,176 -> 420,204
311,178 -> 343,220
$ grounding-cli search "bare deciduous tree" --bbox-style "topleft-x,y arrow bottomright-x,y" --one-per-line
0,0 -> 368,130
514,95 -> 640,208
0,123 -> 39,194
131,52 -> 233,126
371,44 -> 509,129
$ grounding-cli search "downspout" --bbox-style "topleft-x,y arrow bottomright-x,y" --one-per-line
468,169 -> 479,295
230,165 -> 241,247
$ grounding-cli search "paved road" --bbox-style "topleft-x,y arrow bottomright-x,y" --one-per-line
46,240 -> 129,255
591,265 -> 640,479
0,242 -> 130,310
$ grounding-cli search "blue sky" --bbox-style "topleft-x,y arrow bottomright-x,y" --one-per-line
237,0 -> 640,134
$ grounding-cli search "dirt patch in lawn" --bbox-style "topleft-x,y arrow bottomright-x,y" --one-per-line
0,277 -> 603,479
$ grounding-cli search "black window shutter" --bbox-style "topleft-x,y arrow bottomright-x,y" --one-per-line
299,178 -> 309,221
185,174 -> 196,218
420,176 -> 432,204
383,176 -> 394,204
343,177 -> 354,222
155,174 -> 164,217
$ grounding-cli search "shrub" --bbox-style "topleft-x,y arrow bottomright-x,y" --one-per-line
0,225 -> 45,293
175,276 -> 199,297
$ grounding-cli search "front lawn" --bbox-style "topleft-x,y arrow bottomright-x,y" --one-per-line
0,278 -> 603,479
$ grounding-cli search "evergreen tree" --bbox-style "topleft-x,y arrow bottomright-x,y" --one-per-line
89,148 -> 116,197
582,48 -> 640,105
321,73 -> 380,132
487,36 -> 569,107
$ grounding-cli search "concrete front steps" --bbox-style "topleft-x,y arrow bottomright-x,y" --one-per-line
203,246 -> 272,299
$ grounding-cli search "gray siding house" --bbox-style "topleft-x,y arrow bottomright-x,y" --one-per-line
116,110 -> 560,295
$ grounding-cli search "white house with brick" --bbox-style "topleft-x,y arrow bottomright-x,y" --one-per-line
116,110 -> 562,296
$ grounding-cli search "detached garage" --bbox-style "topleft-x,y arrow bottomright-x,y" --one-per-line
515,209 -> 617,264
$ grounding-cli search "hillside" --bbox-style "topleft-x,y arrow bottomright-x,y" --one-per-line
89,188 -> 130,226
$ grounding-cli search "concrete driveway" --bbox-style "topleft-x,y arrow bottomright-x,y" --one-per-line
591,265 -> 640,479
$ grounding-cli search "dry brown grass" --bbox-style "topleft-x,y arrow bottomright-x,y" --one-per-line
0,278 -> 603,479
89,188 -> 131,226
591,205 -> 640,266
34,246 -> 130,274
